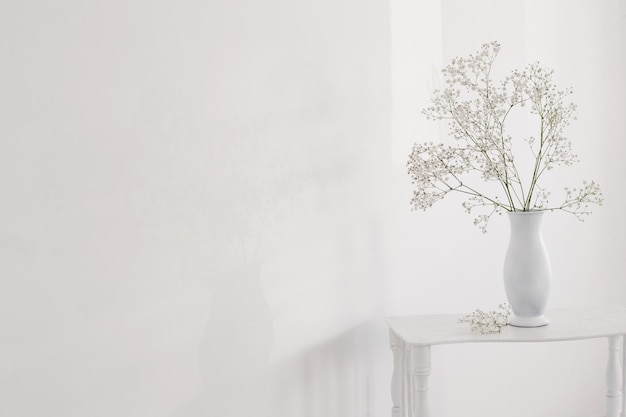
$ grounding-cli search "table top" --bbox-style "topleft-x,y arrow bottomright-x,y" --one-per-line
386,305 -> 626,346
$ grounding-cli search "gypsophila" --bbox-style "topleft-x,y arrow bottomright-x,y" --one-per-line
407,41 -> 603,232
458,303 -> 512,334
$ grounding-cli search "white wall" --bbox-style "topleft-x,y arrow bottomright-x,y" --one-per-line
0,0 -> 390,416
1,0 -> 625,416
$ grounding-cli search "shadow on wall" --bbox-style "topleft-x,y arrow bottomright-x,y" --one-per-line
168,315 -> 387,417
197,261 -> 273,394
269,320 -> 388,417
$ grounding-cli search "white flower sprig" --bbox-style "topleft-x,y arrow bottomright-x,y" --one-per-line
458,303 -> 512,334
407,41 -> 603,232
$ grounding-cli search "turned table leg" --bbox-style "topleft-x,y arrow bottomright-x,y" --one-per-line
607,336 -> 623,417
390,331 -> 406,417
410,345 -> 431,417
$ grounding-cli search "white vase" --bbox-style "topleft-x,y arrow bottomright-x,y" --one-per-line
503,211 -> 551,327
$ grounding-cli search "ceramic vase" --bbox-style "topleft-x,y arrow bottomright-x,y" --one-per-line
503,211 -> 551,327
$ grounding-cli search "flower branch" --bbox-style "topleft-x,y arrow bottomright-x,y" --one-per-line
408,41 -> 602,231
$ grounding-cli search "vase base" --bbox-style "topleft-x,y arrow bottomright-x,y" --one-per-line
509,315 -> 549,328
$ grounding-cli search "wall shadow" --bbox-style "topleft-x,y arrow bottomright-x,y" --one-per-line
167,319 -> 389,417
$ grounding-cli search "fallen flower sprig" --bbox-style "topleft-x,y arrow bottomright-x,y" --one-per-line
458,303 -> 512,334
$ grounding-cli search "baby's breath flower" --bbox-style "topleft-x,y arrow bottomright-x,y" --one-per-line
408,41 -> 602,231
458,303 -> 512,334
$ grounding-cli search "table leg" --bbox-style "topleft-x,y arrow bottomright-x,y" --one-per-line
410,345 -> 431,417
620,335 -> 626,417
606,335 -> 622,417
390,331 -> 405,417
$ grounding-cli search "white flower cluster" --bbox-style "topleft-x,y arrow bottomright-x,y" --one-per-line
408,41 -> 603,232
458,303 -> 512,334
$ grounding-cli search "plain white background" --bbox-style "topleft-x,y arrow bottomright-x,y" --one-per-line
0,0 -> 625,416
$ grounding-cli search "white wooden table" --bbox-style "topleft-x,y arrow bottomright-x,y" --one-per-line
387,305 -> 626,417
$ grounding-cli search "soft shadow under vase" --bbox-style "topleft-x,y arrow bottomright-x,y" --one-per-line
503,211 -> 551,327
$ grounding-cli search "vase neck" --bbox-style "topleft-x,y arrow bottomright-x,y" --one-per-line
507,211 -> 545,234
